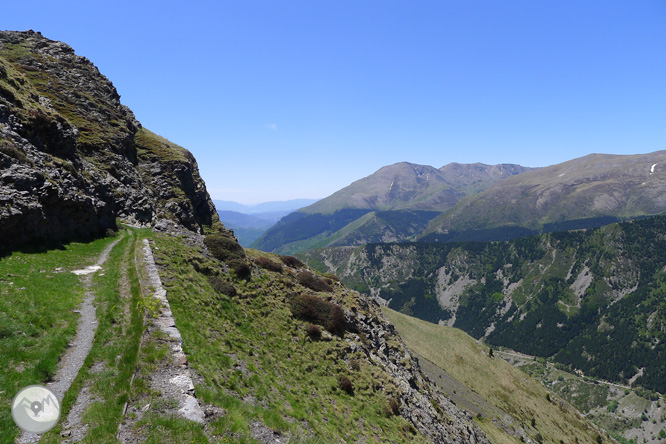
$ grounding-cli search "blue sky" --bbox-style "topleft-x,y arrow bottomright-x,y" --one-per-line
3,1 -> 666,204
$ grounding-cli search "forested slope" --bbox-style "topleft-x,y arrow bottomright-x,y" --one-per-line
302,215 -> 666,394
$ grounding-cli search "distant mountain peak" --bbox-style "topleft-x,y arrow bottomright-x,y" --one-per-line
254,160 -> 531,252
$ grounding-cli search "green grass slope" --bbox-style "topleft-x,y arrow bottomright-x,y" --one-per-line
0,228 -> 151,443
148,231 -> 488,443
383,308 -> 612,444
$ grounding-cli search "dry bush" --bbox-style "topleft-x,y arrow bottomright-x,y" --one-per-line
339,375 -> 354,395
306,324 -> 321,339
328,304 -> 345,336
385,398 -> 400,417
253,256 -> 283,273
324,272 -> 340,282
279,255 -> 305,268
290,293 -> 346,336
297,271 -> 333,293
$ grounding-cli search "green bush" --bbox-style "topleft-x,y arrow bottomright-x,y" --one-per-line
228,259 -> 251,281
204,233 -> 245,262
290,293 -> 346,335
297,271 -> 333,293
207,275 -> 237,297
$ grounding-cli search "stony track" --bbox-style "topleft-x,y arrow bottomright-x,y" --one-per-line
17,235 -> 124,444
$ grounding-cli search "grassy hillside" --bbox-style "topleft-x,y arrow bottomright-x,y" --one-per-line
383,308 -> 612,444
147,231 -> 488,443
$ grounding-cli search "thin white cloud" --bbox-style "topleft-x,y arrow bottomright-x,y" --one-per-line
265,123 -> 278,131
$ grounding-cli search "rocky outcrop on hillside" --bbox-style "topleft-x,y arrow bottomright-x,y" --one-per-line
345,292 -> 489,443
0,30 -> 219,252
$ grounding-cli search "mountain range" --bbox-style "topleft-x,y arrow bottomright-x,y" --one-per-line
255,150 -> 666,253
214,198 -> 320,214
421,151 -> 666,242
253,162 -> 532,253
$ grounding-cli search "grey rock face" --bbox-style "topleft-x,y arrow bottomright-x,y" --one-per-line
0,31 -> 219,252
343,292 -> 490,443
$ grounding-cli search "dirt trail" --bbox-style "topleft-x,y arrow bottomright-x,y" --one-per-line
17,235 -> 123,444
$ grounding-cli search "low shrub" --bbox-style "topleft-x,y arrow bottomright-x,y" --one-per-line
253,256 -> 283,273
339,376 -> 353,395
387,398 -> 400,416
306,324 -> 321,339
290,293 -> 346,335
204,233 -> 245,262
279,255 -> 305,268
323,272 -> 340,282
328,305 -> 345,336
297,271 -> 333,293
228,259 -> 251,281
0,142 -> 30,163
208,275 -> 237,297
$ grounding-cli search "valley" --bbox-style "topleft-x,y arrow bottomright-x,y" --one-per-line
302,216 -> 666,395
2,27 -> 665,444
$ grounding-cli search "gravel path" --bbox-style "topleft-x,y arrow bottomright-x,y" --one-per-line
17,235 -> 123,444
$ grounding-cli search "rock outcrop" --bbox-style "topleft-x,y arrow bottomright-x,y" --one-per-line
344,292 -> 489,443
0,30 -> 219,253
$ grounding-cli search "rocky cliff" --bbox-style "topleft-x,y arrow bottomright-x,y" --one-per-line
0,30 -> 219,253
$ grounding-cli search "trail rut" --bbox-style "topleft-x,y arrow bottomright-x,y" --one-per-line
17,235 -> 123,444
